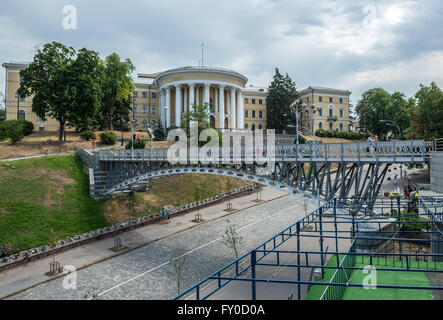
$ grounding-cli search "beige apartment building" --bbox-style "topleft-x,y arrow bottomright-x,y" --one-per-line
298,86 -> 352,134
2,62 -> 350,134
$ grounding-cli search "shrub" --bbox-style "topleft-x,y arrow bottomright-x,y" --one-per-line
80,130 -> 97,141
0,120 -> 33,138
125,140 -> 146,149
18,120 -> 34,136
100,131 -> 117,145
7,123 -> 24,145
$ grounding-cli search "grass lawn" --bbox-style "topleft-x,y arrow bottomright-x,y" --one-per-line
0,154 -> 250,249
0,154 -> 107,249
305,254 -> 443,300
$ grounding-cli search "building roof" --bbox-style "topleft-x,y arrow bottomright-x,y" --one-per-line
2,62 -> 30,68
299,86 -> 351,96
243,85 -> 267,94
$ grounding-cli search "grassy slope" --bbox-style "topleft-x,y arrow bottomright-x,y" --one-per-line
0,155 -> 250,248
305,254 -> 443,300
0,155 -> 106,249
102,174 -> 250,222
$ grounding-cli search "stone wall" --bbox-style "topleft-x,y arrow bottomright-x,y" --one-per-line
430,152 -> 443,193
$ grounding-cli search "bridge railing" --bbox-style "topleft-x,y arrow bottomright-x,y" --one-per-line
98,140 -> 428,163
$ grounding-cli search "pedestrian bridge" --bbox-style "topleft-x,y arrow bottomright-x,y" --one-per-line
85,140 -> 432,210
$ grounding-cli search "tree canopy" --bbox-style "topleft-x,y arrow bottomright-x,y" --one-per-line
18,42 -> 104,141
266,68 -> 299,131
99,53 -> 135,130
355,84 -> 443,140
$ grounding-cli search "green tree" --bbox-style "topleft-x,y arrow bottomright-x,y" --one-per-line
18,42 -> 75,142
266,68 -> 299,130
408,82 -> 443,140
65,48 -> 104,131
99,53 -> 135,130
18,42 -> 104,142
181,103 -> 214,146
355,88 -> 391,139
153,120 -> 166,141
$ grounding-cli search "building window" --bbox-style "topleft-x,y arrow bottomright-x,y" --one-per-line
329,97 -> 333,103
142,119 -> 148,128
259,124 -> 263,129
306,110 -> 309,117
252,110 -> 256,118
142,92 -> 147,98
251,123 -> 256,130
319,122 -> 323,129
329,123 -> 333,130
39,127 -> 45,132
340,123 -> 343,131
307,97 -> 310,103
340,98 -> 343,104
245,98 -> 249,104
152,92 -> 157,99
329,109 -> 333,116
133,104 -> 138,113
339,109 -> 343,118
18,110 -> 25,120
245,123 -> 248,129
20,75 -> 24,83
318,108 -> 322,116
151,105 -> 157,114
259,99 -> 263,105
134,119 -> 139,128
319,96 -> 323,102
252,99 -> 256,104
307,122 -> 310,130
134,92 -> 138,98
142,105 -> 148,113
245,110 -> 248,118
259,111 -> 263,118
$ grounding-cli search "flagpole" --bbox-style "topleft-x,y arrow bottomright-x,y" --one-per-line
201,43 -> 204,67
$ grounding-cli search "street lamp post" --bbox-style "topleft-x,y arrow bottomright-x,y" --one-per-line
289,99 -> 306,145
381,119 -> 404,179
131,93 -> 136,158
15,91 -> 20,120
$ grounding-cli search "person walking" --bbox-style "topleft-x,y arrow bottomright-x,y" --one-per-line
92,140 -> 96,151
166,208 -> 171,223
394,174 -> 398,185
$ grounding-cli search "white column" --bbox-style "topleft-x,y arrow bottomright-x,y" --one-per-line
231,88 -> 236,129
189,84 -> 195,110
159,89 -> 165,126
219,86 -> 225,129
165,86 -> 171,128
238,90 -> 244,129
184,86 -> 188,113
175,85 -> 182,127
196,86 -> 200,105
204,83 -> 210,105
215,88 -> 219,113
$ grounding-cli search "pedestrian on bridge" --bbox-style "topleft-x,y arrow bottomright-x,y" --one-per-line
394,174 -> 398,185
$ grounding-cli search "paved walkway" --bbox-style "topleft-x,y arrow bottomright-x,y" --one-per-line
0,186 -> 287,299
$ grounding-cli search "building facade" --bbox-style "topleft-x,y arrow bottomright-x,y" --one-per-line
2,62 -> 351,134
298,86 -> 352,134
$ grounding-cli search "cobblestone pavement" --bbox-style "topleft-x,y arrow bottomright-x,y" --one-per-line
9,196 -> 319,300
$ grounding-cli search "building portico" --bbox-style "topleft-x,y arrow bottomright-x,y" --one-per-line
153,67 -> 247,130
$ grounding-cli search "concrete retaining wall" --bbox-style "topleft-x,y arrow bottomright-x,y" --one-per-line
431,152 -> 443,192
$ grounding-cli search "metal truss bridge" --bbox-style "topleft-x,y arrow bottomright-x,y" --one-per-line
88,140 -> 432,210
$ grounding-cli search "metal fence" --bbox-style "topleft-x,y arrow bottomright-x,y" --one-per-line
173,195 -> 443,301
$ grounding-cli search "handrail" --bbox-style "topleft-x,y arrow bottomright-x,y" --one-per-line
99,140 -> 428,163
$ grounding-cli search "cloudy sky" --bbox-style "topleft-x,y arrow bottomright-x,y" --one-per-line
1,0 -> 443,106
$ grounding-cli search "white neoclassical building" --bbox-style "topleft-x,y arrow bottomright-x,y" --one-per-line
140,66 -> 248,130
